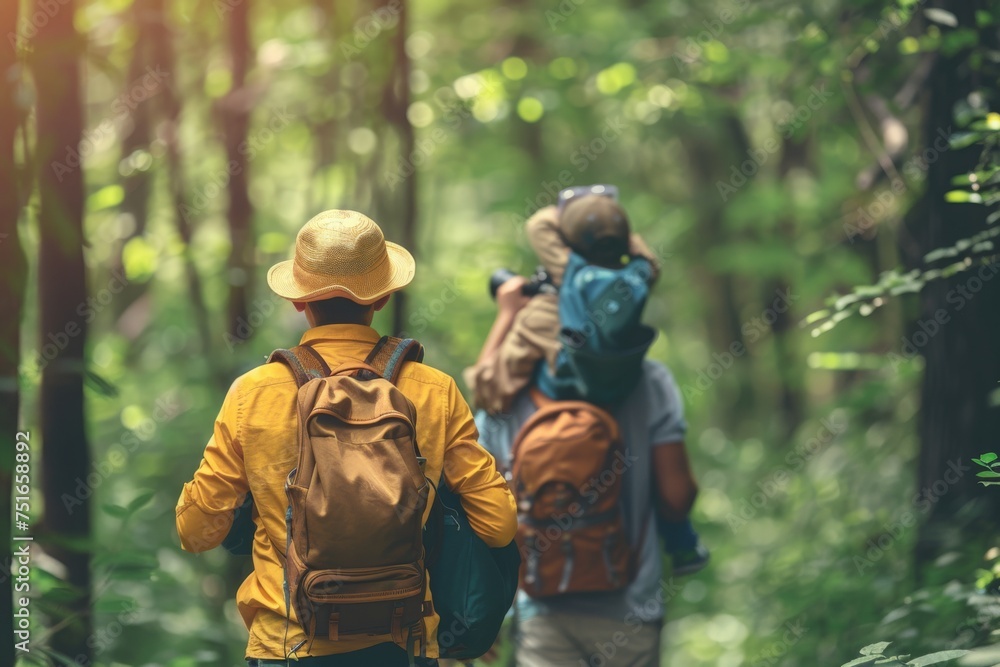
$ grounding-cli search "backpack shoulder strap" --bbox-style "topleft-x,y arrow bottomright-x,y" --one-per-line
267,344 -> 332,387
364,336 -> 424,383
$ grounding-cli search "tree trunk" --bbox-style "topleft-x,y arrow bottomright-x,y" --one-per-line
148,0 -> 217,362
110,0 -> 154,318
771,134 -> 812,435
309,0 -> 341,212
680,116 -> 755,421
905,0 -> 1000,564
0,1 -> 24,663
31,0 -> 93,658
391,0 -> 416,336
222,0 -> 253,340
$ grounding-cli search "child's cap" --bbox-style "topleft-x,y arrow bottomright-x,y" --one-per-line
560,195 -> 631,267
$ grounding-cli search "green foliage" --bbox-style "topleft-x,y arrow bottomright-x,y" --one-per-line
839,643 -> 968,667
13,0 -> 1000,663
973,452 -> 1000,487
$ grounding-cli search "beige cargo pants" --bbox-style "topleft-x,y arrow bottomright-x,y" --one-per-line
515,613 -> 662,667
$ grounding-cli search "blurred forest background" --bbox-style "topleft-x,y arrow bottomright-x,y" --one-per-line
2,0 -> 1000,664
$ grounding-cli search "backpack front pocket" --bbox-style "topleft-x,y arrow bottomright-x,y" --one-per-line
303,563 -> 424,603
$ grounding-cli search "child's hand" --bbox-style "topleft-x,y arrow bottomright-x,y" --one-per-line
496,276 -> 531,315
629,233 -> 662,283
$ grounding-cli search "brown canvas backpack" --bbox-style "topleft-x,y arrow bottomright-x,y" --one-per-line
268,336 -> 433,655
510,390 -> 636,598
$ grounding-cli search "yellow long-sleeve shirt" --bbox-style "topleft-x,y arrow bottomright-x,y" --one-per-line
176,323 -> 517,660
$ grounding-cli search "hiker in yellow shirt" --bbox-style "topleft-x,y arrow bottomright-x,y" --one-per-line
176,210 -> 517,666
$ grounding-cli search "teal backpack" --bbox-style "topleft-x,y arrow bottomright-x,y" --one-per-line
537,251 -> 656,405
426,484 -> 520,661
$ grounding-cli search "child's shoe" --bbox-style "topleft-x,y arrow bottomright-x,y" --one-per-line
671,540 -> 710,576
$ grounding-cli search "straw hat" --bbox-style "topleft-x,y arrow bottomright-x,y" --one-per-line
267,210 -> 415,304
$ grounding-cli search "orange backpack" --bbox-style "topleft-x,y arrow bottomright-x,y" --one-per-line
510,391 -> 636,597
268,336 -> 433,655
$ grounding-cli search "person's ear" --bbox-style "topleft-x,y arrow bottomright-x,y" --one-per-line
293,302 -> 306,313
373,295 -> 391,312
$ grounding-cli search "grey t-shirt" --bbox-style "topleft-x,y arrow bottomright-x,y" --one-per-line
475,359 -> 687,624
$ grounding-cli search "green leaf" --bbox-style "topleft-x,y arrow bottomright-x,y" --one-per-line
127,491 -> 155,513
976,470 -> 1000,478
86,184 -> 125,212
94,594 -> 141,614
944,190 -> 984,204
102,504 -> 130,518
924,247 -> 959,263
905,650 -> 969,666
804,309 -> 830,325
843,657 -> 882,667
923,8 -> 957,27
862,643 -> 892,656
974,569 -> 996,589
85,369 -> 120,398
980,452 -> 998,463
951,169 -> 999,186
948,132 -> 982,149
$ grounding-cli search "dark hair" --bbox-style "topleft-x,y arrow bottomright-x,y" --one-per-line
579,236 -> 630,268
307,297 -> 374,325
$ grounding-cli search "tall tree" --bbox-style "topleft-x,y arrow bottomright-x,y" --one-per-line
221,0 -> 253,340
30,0 -> 93,658
389,0 -> 416,335
770,133 -> 812,435
679,116 -> 755,420
0,1 -> 24,664
905,0 -> 1000,563
149,0 -> 216,360
110,0 -> 155,319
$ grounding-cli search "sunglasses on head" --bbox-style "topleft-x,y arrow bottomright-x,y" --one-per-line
557,184 -> 619,213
